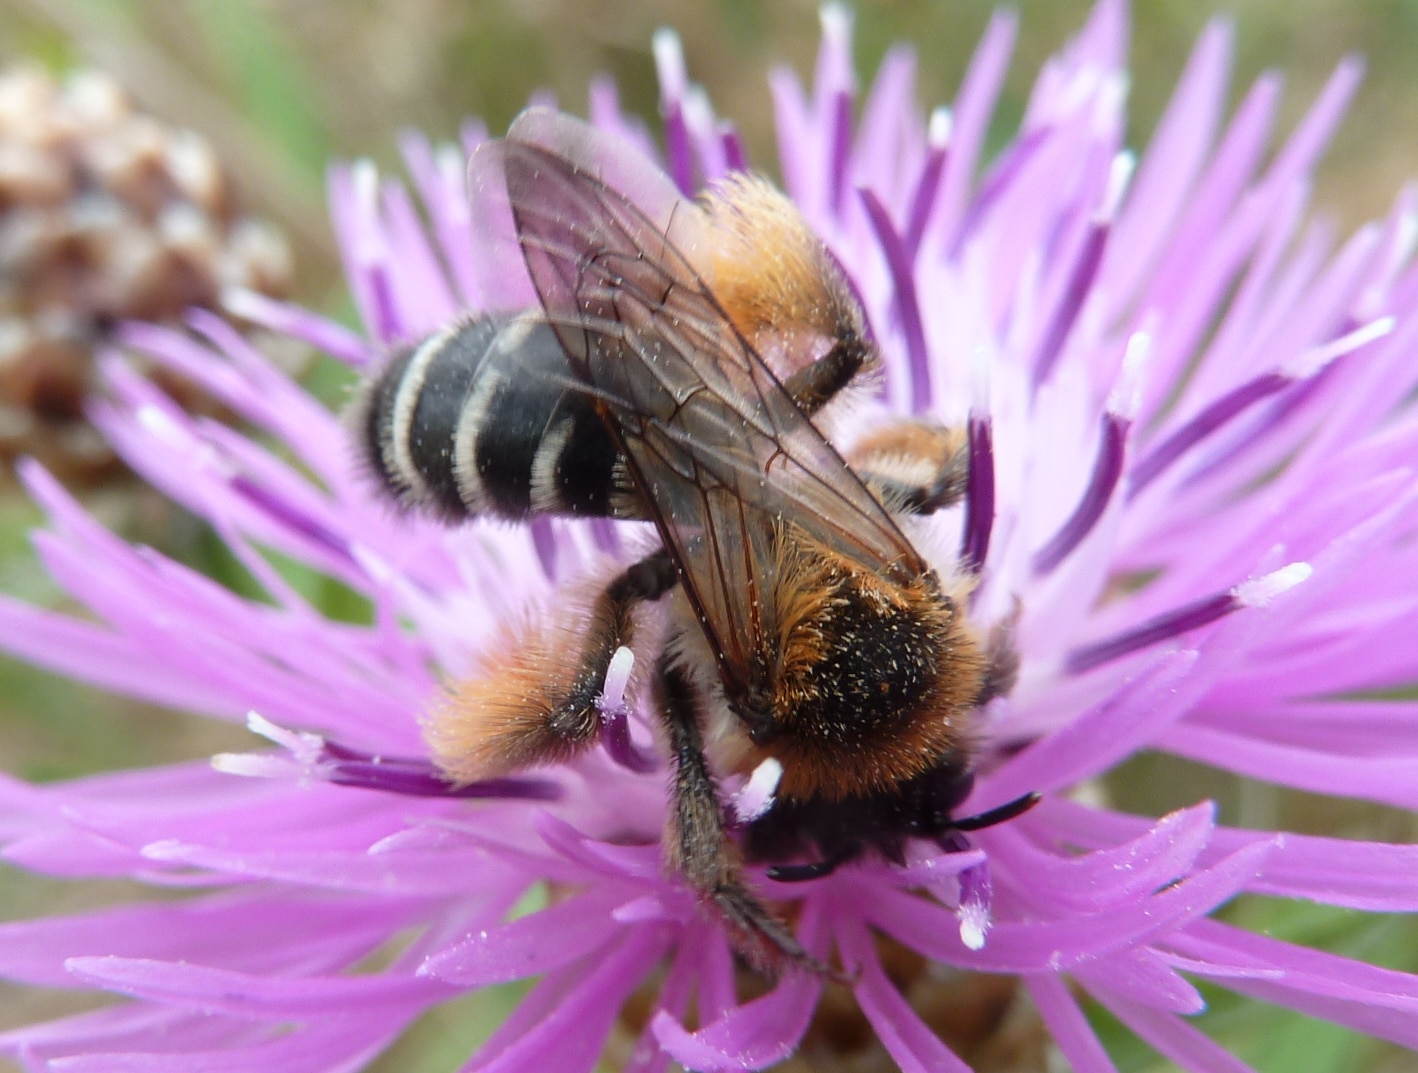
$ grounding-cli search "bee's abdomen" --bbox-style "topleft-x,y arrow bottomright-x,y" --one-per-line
357,314 -> 622,521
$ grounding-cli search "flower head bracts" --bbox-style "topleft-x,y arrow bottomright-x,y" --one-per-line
5,3 -> 1418,1070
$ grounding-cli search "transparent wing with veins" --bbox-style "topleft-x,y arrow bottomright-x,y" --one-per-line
488,109 -> 926,706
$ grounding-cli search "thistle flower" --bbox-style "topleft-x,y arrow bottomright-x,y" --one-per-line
4,4 -> 1418,1071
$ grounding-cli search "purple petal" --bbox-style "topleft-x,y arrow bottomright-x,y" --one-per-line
1102,20 -> 1231,311
222,289 -> 371,367
377,178 -> 460,334
652,901 -> 828,1070
1,1005 -> 253,1066
0,890 -> 431,987
858,187 -> 930,411
1073,949 -> 1205,1015
961,412 -> 995,571
420,890 -> 629,986
1044,797 -> 1418,913
45,1018 -> 404,1073
137,835 -> 527,898
1031,215 -> 1112,385
1092,992 -> 1258,1073
853,45 -> 920,208
469,931 -> 671,1073
984,651 -> 1199,802
931,11 -> 1017,249
1170,921 -> 1418,1049
988,803 -> 1216,913
861,840 -> 1274,972
839,919 -> 972,1073
1033,409 -> 1131,574
623,933 -> 700,1073
1139,70 -> 1279,324
1026,974 -> 1119,1073
397,130 -> 482,307
1159,723 -> 1418,809
64,956 -> 448,1020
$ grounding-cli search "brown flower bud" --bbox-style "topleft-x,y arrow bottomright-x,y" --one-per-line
0,64 -> 295,483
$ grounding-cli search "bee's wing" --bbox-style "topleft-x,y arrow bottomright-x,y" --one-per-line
481,110 -> 926,696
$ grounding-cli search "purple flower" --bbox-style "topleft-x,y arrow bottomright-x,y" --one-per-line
5,3 -> 1418,1069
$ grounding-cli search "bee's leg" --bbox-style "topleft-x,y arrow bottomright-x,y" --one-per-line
765,851 -> 853,883
976,600 -> 1021,707
431,552 -> 677,781
656,657 -> 830,978
846,421 -> 970,515
547,552 -> 678,730
780,337 -> 870,417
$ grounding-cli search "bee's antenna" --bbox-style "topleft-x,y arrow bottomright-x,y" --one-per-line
951,791 -> 1041,833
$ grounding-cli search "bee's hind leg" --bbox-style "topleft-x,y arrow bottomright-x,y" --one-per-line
655,656 -> 833,979
431,552 -> 677,781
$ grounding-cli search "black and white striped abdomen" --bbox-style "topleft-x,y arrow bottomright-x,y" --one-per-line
355,313 -> 626,521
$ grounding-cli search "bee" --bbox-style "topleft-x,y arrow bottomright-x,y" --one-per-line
354,108 -> 1035,974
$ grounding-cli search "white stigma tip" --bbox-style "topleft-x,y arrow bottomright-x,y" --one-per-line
434,142 -> 467,193
245,710 -> 325,763
683,86 -> 714,133
652,29 -> 687,100
135,404 -> 186,448
597,646 -> 635,714
928,107 -> 953,150
1288,316 -> 1396,379
1058,66 -> 1099,118
246,710 -> 289,744
1395,209 -> 1418,267
1101,150 -> 1135,223
350,159 -> 388,264
732,757 -> 784,823
820,3 -> 851,42
211,752 -> 293,779
959,904 -> 989,950
1107,329 -> 1151,419
212,712 -> 326,781
969,343 -> 993,418
220,285 -> 265,320
433,141 -> 462,171
351,158 -> 379,211
1096,72 -> 1129,128
1235,562 -> 1312,607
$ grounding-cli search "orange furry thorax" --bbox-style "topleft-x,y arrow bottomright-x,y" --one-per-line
697,174 -> 872,381
715,528 -> 984,803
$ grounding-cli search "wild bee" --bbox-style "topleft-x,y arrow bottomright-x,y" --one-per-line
354,108 -> 1033,974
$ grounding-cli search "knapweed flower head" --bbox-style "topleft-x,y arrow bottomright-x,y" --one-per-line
4,3 -> 1418,1070
0,64 -> 293,483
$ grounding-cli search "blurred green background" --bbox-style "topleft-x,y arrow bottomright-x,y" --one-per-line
0,1 -> 1416,1071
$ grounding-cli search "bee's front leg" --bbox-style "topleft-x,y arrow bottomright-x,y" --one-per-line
654,656 -> 831,979
976,599 -> 1021,708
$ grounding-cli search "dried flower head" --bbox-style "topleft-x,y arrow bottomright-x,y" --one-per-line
0,64 -> 293,481
4,4 -> 1418,1071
